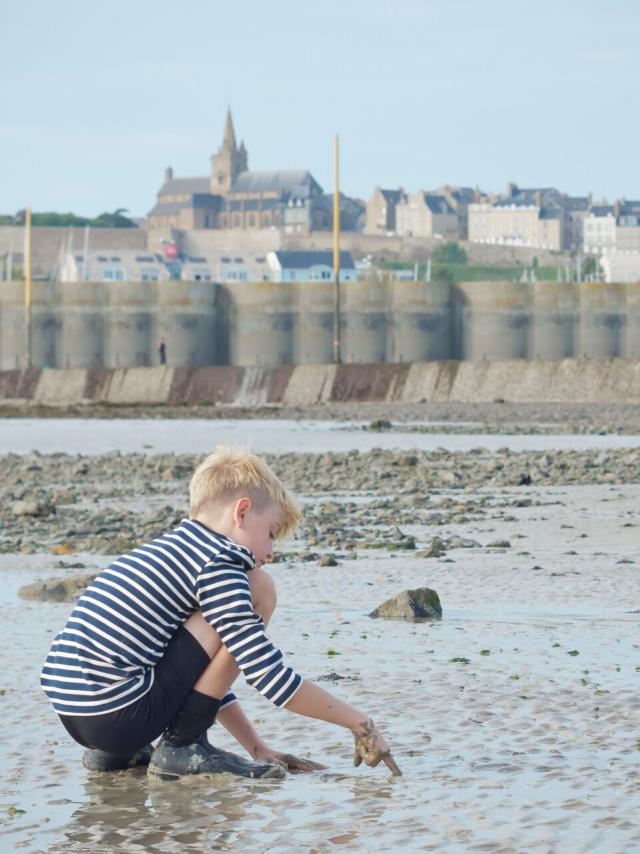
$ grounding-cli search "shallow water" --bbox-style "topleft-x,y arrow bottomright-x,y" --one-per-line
1,483 -> 639,852
1,417 -> 640,455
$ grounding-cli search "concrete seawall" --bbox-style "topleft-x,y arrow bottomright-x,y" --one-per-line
1,280 -> 639,370
0,358 -> 638,406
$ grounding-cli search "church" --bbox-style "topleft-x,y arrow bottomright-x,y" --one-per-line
148,110 -> 363,235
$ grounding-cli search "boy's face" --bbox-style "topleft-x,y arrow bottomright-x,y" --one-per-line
233,499 -> 283,569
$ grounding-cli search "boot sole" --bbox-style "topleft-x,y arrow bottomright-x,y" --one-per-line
147,764 -> 284,782
147,766 -> 182,782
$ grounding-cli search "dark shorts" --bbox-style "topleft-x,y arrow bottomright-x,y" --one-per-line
59,626 -> 210,756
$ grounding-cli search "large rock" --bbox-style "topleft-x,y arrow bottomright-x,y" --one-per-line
19,572 -> 98,602
12,500 -> 55,518
369,587 -> 442,621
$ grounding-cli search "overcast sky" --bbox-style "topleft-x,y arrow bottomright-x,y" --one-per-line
1,0 -> 638,217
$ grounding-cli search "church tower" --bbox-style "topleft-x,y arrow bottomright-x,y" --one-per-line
210,109 -> 247,195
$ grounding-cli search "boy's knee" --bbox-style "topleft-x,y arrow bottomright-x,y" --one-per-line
249,568 -> 277,624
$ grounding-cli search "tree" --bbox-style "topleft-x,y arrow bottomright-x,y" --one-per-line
432,241 -> 467,264
6,209 -> 137,228
92,209 -> 137,228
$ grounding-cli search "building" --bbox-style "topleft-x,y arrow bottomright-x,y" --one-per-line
179,253 -> 270,283
267,250 -> 356,282
583,200 -> 640,254
600,252 -> 640,283
583,206 -> 616,254
396,192 -> 458,239
58,249 -> 169,283
468,185 -> 564,250
148,110 -> 360,236
364,187 -> 405,235
435,185 -> 478,240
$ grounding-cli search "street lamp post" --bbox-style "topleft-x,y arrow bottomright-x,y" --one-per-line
332,134 -> 341,364
24,207 -> 32,370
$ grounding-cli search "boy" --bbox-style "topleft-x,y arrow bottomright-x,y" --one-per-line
41,446 -> 401,779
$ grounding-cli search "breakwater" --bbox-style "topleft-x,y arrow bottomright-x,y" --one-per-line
0,279 -> 638,370
0,357 -> 638,406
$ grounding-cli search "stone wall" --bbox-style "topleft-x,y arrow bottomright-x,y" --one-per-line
0,358 -> 638,406
1,279 -> 638,370
0,226 -> 147,279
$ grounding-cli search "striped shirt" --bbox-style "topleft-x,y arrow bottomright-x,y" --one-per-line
41,519 -> 303,716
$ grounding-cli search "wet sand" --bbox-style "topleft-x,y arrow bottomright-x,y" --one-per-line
1,400 -> 640,435
0,425 -> 639,851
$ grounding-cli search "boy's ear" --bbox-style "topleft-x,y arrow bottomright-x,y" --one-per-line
233,497 -> 252,527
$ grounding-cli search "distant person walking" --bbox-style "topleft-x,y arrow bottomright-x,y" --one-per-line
158,338 -> 167,366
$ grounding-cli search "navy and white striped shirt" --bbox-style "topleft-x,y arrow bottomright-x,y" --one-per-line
41,519 -> 303,716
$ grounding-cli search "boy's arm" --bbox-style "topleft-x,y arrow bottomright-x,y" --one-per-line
284,681 -> 402,775
198,560 -> 400,773
217,699 -> 326,771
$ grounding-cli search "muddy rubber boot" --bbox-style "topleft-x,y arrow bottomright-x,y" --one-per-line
148,732 -> 286,781
147,690 -> 284,782
82,743 -> 153,772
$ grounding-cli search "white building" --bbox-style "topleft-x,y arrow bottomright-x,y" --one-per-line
583,206 -> 617,254
58,249 -> 170,282
600,252 -> 640,283
179,253 -> 271,282
583,201 -> 640,255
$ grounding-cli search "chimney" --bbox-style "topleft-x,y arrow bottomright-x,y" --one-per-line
507,182 -> 517,198
534,191 -> 542,207
613,200 -> 621,220
165,166 -> 173,183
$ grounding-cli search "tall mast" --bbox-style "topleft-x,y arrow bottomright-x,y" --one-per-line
332,134 -> 341,364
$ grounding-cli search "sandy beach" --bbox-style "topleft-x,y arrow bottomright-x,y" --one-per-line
0,414 -> 638,852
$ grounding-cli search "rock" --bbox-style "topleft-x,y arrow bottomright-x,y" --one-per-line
422,536 -> 447,558
12,500 -> 55,518
448,535 -> 480,549
369,587 -> 442,621
318,672 -> 346,682
19,572 -> 98,602
486,539 -> 511,548
368,419 -> 392,431
318,554 -> 338,567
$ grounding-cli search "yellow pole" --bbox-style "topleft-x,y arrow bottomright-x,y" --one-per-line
24,208 -> 32,369
332,134 -> 341,364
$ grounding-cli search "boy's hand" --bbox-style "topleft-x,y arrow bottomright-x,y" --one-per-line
256,747 -> 327,772
352,718 -> 402,776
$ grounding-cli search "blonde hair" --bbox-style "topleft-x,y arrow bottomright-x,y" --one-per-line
189,445 -> 301,540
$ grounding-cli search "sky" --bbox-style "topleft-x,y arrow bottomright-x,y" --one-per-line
1,0 -> 638,217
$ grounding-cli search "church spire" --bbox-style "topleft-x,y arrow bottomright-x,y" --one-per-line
222,107 -> 237,152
